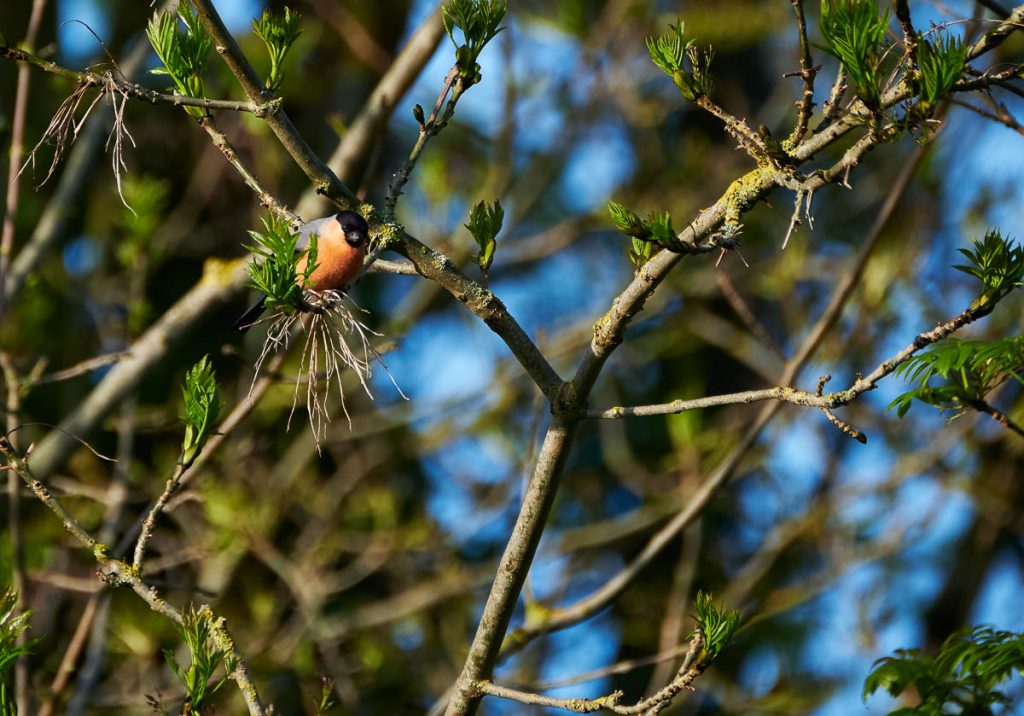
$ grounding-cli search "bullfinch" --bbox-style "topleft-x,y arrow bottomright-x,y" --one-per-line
234,210 -> 370,331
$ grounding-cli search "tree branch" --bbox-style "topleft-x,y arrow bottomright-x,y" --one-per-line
189,0 -> 360,207
0,435 -> 267,715
0,46 -> 276,115
477,630 -> 706,715
786,0 -> 817,147
0,0 -> 49,329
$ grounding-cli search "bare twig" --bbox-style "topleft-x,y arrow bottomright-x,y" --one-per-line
951,97 -> 1024,136
786,0 -> 817,147
0,47 -> 276,116
196,115 -> 299,222
133,462 -> 187,569
0,351 -> 30,712
30,351 -> 131,386
190,0 -> 361,208
963,396 -> 1024,438
585,298 -> 989,428
477,630 -> 706,715
0,0 -> 49,322
0,435 -> 268,716
384,65 -> 463,215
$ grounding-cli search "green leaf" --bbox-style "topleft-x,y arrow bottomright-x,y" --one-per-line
0,589 -> 36,704
252,6 -> 302,92
690,591 -> 740,660
645,20 -> 713,101
818,0 -> 890,109
955,230 -> 1024,311
864,626 -> 1024,713
645,210 -> 681,251
464,199 -> 504,272
165,606 -> 236,709
646,20 -> 693,77
915,31 -> 967,105
441,0 -> 507,84
246,214 -> 317,312
607,200 -> 646,237
180,355 -> 220,467
146,4 -> 212,118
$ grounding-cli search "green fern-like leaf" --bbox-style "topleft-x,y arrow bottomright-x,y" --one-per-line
690,591 -> 740,660
252,7 -> 302,92
246,214 -> 318,312
441,0 -> 507,85
646,21 -> 712,101
818,0 -> 890,109
146,3 -> 212,118
864,626 -> 1024,714
180,355 -> 220,466
915,31 -> 968,106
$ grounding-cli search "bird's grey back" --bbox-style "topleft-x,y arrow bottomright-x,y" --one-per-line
294,216 -> 334,251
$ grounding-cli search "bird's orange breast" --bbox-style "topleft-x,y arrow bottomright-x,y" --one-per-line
296,226 -> 366,290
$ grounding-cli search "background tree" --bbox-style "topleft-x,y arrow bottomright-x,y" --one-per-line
0,0 -> 1023,714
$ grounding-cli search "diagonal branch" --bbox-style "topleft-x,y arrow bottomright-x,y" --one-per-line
189,0 -> 361,207
394,233 -> 565,402
587,302 -> 993,440
0,435 -> 267,715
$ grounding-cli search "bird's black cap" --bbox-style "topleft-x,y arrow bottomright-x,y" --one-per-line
336,211 -> 369,247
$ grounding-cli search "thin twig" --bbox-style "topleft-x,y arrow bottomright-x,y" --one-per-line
951,97 -> 1024,136
585,299 -> 988,427
0,46 -> 274,114
190,0 -> 360,208
0,435 -> 268,716
197,115 -> 298,222
786,0 -> 818,147
384,65 -> 463,216
0,351 -> 29,712
133,461 -> 186,569
477,630 -> 706,715
963,397 -> 1024,438
0,0 -> 49,324
30,351 -> 131,385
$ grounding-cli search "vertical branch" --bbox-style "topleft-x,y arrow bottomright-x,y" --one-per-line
786,0 -> 817,146
894,0 -> 918,73
0,0 -> 49,316
0,352 -> 29,713
444,417 -> 580,716
133,462 -> 187,569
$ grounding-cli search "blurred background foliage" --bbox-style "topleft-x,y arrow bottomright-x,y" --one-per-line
0,0 -> 1022,714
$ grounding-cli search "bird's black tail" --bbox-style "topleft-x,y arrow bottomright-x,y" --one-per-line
233,295 -> 267,332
